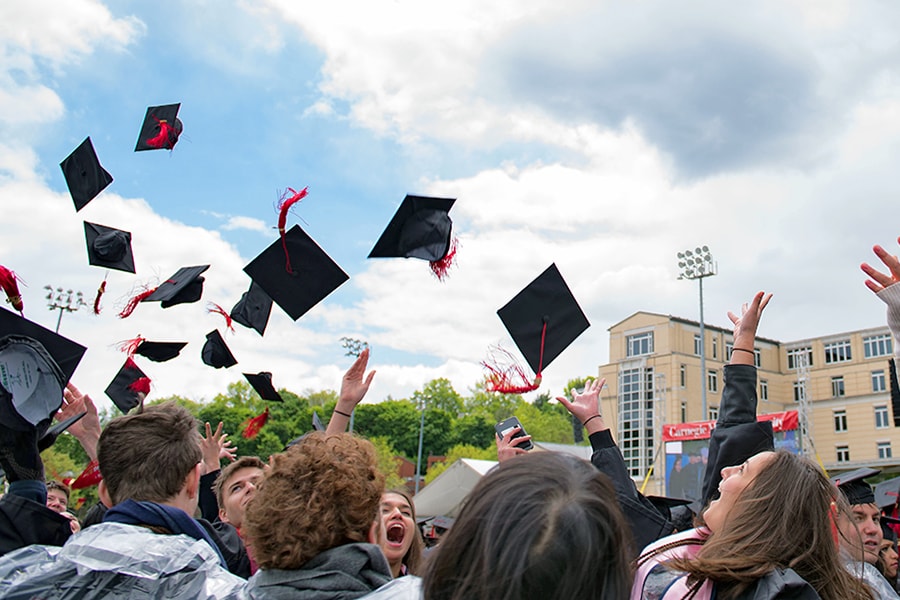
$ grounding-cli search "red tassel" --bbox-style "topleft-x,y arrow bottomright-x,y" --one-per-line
146,117 -> 181,150
70,459 -> 102,489
128,376 -> 152,395
118,285 -> 158,318
430,237 -> 459,281
93,279 -> 107,315
0,265 -> 24,314
207,302 -> 235,332
482,322 -> 547,394
277,186 -> 308,274
117,335 -> 145,357
242,407 -> 270,439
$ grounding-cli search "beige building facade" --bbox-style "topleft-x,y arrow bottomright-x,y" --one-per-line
598,311 -> 898,495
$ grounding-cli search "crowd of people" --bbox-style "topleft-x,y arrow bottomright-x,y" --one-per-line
0,236 -> 898,599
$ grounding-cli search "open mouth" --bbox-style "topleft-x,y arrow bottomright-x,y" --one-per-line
386,522 -> 406,546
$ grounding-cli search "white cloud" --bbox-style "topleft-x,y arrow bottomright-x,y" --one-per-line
222,216 -> 269,233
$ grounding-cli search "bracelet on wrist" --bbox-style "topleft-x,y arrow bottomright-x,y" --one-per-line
582,414 -> 603,427
732,347 -> 754,355
334,409 -> 352,418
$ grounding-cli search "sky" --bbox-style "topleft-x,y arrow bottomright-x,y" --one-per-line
2,0 -> 900,414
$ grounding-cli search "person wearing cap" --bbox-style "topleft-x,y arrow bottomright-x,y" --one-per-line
0,402 -> 244,598
878,521 -> 899,592
240,432 -> 392,599
632,292 -> 873,600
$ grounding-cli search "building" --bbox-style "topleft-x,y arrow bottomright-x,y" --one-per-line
598,311 -> 898,496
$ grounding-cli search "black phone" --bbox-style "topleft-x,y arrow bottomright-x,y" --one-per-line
495,416 -> 533,451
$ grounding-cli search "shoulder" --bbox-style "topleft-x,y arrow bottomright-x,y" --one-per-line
359,576 -> 423,600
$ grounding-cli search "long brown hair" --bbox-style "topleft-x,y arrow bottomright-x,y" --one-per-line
666,450 -> 873,600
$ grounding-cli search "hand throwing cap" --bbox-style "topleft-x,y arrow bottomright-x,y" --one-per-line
135,103 -> 183,151
144,265 -> 209,308
230,281 -> 273,336
84,222 -> 135,273
60,137 -> 113,211
368,195 -> 455,262
244,372 -> 283,402
105,358 -> 150,413
831,467 -> 881,505
244,225 -> 349,321
202,330 -> 237,369
497,263 -> 590,376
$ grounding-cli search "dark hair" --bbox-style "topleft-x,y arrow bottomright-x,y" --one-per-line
213,455 -> 266,509
243,432 -> 384,570
45,479 -> 70,501
97,402 -> 202,505
423,452 -> 632,600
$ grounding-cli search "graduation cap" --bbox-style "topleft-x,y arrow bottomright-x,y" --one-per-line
202,330 -> 237,369
60,137 -> 113,211
84,222 -> 135,273
832,467 -> 881,506
230,281 -> 273,336
38,410 -> 86,452
244,372 -> 283,402
875,477 -> 900,510
119,265 -> 209,318
244,225 -> 349,321
368,195 -> 458,280
0,310 -> 87,432
105,357 -> 151,413
890,358 -> 900,427
485,264 -> 590,393
135,103 -> 183,151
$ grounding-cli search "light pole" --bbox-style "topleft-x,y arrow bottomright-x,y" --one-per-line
45,285 -> 86,332
414,394 -> 428,495
676,246 -> 717,420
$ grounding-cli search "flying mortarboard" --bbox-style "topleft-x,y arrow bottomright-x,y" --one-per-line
105,357 -> 151,413
38,410 -> 87,452
244,225 -> 349,321
120,265 -> 210,318
831,467 -> 881,506
202,330 -> 237,369
0,310 -> 87,432
230,281 -> 273,336
244,372 -> 283,403
60,137 -> 113,211
485,264 -> 590,393
136,340 -> 187,363
368,195 -> 458,280
135,103 -> 183,151
84,222 -> 135,274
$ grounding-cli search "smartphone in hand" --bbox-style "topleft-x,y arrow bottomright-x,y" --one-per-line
495,416 -> 533,451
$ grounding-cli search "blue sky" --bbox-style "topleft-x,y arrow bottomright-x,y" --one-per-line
3,0 -> 900,412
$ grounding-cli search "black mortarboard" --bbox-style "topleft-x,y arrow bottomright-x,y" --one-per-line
832,467 -> 881,506
144,265 -> 209,308
890,358 -> 900,426
135,340 -> 187,363
244,372 -> 283,402
104,358 -> 150,413
84,222 -> 135,274
135,103 -> 183,152
60,137 -> 113,211
38,410 -> 87,452
368,195 -> 456,262
244,225 -> 349,321
202,330 -> 237,369
230,281 -> 273,336
875,477 -> 900,510
0,310 -> 86,431
496,263 -> 590,376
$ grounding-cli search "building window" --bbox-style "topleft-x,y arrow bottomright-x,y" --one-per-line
836,445 -> 850,463
873,370 -> 887,393
833,409 -> 848,433
864,334 -> 893,359
753,348 -> 761,368
694,334 -> 702,357
680,364 -> 686,388
712,337 -> 718,360
681,401 -> 687,423
707,370 -> 718,393
725,341 -> 733,361
824,340 -> 852,364
876,405 -> 890,429
618,367 -> 655,477
787,346 -> 813,369
626,331 -> 654,357
793,380 -> 805,403
759,380 -> 768,401
708,406 -> 719,420
879,442 -> 893,460
831,376 -> 845,398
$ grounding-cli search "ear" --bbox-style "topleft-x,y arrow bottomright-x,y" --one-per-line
98,479 -> 113,508
184,463 -> 202,499
219,507 -> 230,524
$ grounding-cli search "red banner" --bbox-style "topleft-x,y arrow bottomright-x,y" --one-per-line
662,410 -> 798,442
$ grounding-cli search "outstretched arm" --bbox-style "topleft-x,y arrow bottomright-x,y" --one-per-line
326,347 -> 376,435
59,383 -> 102,462
862,238 -> 900,355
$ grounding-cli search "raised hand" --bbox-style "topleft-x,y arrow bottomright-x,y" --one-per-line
60,383 -> 102,461
496,426 -> 532,463
861,239 -> 900,293
200,421 -> 234,475
339,347 -> 376,410
557,378 -> 605,427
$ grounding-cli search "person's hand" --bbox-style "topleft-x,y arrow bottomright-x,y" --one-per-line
199,422 -> 234,475
339,347 -> 376,410
62,511 -> 81,534
557,378 -> 605,426
727,291 -> 772,349
496,427 -> 531,463
861,239 -> 900,293
59,384 -> 101,461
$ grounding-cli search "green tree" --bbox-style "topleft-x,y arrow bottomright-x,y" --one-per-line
463,381 -> 526,423
367,436 -> 405,490
450,414 -> 495,449
412,378 -> 463,416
